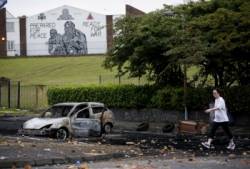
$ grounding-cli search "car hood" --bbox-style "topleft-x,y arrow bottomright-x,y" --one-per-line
23,117 -> 69,129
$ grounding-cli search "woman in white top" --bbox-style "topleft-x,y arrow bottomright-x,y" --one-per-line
202,89 -> 235,150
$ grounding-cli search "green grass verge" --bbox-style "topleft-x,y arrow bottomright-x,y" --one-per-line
0,107 -> 39,117
0,56 -> 148,86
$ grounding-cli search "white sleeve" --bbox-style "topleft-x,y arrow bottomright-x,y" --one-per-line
215,98 -> 225,110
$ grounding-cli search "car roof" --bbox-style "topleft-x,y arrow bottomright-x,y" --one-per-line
53,102 -> 104,107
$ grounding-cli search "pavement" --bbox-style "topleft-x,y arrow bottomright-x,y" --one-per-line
16,156 -> 250,169
0,135 -> 142,169
0,132 -> 250,168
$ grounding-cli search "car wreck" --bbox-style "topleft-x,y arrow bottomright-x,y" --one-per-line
19,102 -> 114,140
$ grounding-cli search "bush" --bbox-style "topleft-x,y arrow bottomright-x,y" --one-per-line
223,86 -> 250,115
47,85 -> 250,114
151,87 -> 184,110
47,85 -> 156,108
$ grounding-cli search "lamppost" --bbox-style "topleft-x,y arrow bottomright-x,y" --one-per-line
164,0 -> 190,120
183,0 -> 191,121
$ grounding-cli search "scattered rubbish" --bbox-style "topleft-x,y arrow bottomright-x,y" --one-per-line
179,120 -> 198,134
91,149 -> 96,153
125,154 -> 130,158
79,163 -> 89,169
43,148 -> 51,152
130,149 -> 136,153
240,159 -> 250,165
228,154 -> 236,159
126,142 -> 135,145
68,165 -> 76,169
17,140 -> 25,147
188,158 -> 194,161
151,140 -> 156,144
76,160 -> 81,168
0,156 -> 6,160
24,163 -> 32,169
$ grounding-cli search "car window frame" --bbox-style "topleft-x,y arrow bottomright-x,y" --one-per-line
42,105 -> 73,118
91,106 -> 107,114
75,107 -> 90,119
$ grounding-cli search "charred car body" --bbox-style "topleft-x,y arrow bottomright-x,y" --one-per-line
19,102 -> 114,140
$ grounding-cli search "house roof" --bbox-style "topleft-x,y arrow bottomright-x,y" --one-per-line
29,5 -> 105,18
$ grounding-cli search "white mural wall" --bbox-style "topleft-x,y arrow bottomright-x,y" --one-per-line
26,5 -> 107,56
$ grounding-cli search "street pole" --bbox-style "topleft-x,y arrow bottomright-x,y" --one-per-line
183,0 -> 190,120
164,1 -> 189,120
184,64 -> 188,120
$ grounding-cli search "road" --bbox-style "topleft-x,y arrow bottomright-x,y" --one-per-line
17,156 -> 250,169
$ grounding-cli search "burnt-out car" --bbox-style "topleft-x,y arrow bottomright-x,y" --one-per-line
19,102 -> 114,140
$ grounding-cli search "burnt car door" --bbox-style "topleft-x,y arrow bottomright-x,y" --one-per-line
71,107 -> 101,137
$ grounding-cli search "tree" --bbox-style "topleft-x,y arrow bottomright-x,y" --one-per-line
186,0 -> 250,87
105,0 -> 250,87
104,9 -> 185,86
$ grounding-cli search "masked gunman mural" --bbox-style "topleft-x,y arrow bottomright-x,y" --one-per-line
27,5 -> 107,56
48,29 -> 66,55
48,21 -> 88,55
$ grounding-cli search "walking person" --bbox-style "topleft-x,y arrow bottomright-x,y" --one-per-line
202,89 -> 235,150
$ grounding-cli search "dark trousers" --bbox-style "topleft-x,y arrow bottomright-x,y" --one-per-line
208,122 -> 233,139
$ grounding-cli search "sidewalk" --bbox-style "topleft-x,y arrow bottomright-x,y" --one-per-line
0,135 -> 142,168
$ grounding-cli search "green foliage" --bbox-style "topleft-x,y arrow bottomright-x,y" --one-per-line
0,56 -> 148,86
151,87 -> 184,110
47,85 -> 250,114
223,86 -> 250,114
47,85 -> 156,108
105,12 -> 185,86
187,0 -> 250,87
105,0 -> 250,87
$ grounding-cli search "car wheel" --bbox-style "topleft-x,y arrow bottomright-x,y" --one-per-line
56,128 -> 68,141
104,123 -> 112,134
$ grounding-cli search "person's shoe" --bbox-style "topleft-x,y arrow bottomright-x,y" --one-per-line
227,141 -> 235,150
201,142 -> 211,149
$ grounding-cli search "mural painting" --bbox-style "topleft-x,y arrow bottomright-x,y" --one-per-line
27,6 -> 107,56
57,8 -> 74,20
83,21 -> 105,37
30,22 -> 56,39
48,21 -> 88,55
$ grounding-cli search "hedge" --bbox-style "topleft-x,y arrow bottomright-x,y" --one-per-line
47,85 -> 156,108
47,85 -> 250,114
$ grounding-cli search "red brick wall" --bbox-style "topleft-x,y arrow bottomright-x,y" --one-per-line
19,16 -> 27,56
106,15 -> 113,52
126,5 -> 145,17
0,8 -> 7,56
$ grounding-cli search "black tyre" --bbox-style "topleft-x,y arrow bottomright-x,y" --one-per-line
162,122 -> 175,133
136,122 -> 149,131
56,128 -> 68,141
103,123 -> 113,134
